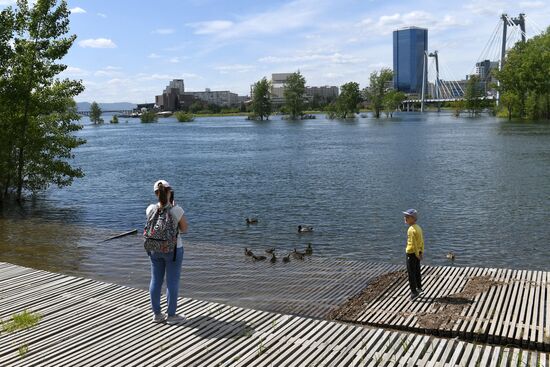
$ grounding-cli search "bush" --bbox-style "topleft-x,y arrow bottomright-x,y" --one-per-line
140,110 -> 158,123
174,111 -> 194,122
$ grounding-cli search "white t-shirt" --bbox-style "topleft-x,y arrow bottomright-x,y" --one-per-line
146,204 -> 185,248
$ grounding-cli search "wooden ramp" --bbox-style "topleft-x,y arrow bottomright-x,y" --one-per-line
0,262 -> 549,366
340,265 -> 550,352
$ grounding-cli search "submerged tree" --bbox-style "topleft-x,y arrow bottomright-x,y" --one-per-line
382,89 -> 406,118
251,77 -> 272,120
364,68 -> 393,118
283,71 -> 306,119
0,0 -> 86,202
89,101 -> 103,124
464,75 -> 484,116
327,82 -> 361,119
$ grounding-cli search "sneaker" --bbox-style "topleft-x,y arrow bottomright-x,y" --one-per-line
152,313 -> 166,323
417,288 -> 425,294
410,292 -> 420,301
166,313 -> 187,325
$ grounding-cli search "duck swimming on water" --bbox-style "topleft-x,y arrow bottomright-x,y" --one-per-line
252,254 -> 266,261
244,248 -> 254,257
246,218 -> 258,225
298,225 -> 313,233
446,251 -> 455,261
282,253 -> 291,263
292,248 -> 305,260
265,247 -> 275,254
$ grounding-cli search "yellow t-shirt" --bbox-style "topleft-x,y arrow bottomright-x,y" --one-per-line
405,224 -> 424,257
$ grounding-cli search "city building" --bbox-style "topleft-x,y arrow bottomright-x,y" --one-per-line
393,26 -> 428,95
184,88 -> 239,107
255,73 -> 338,106
165,79 -> 184,95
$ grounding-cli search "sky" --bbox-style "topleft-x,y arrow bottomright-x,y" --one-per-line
1,0 -> 549,103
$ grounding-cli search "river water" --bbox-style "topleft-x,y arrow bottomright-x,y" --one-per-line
1,113 -> 549,308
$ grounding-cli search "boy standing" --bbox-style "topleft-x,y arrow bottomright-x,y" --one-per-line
403,209 -> 424,300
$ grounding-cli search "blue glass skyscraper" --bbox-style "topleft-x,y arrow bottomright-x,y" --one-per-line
393,27 -> 428,94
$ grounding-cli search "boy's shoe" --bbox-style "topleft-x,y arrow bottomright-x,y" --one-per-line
410,292 -> 420,301
152,313 -> 166,323
417,288 -> 425,294
166,313 -> 187,325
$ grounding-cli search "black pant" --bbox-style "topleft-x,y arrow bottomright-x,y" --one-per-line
406,253 -> 422,293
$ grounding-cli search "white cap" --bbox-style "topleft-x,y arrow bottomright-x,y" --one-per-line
153,179 -> 171,192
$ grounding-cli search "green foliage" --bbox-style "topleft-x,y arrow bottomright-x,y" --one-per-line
89,101 -> 103,124
1,310 -> 42,333
494,27 -> 550,120
464,75 -> 484,116
110,114 -> 119,124
364,68 -> 393,118
0,0 -> 86,202
140,110 -> 158,123
327,82 -> 361,119
383,90 -> 406,118
174,111 -> 194,122
251,77 -> 272,120
283,71 -> 306,119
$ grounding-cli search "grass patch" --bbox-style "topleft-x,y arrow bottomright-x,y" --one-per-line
1,310 -> 42,333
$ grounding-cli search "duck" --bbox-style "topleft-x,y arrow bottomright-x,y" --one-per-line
446,251 -> 455,261
270,253 -> 277,263
252,254 -> 266,261
298,225 -> 313,233
265,247 -> 275,254
246,217 -> 258,225
305,243 -> 313,256
292,248 -> 305,260
244,248 -> 254,257
282,253 -> 291,263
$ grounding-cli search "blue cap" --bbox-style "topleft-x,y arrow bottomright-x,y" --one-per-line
402,209 -> 418,219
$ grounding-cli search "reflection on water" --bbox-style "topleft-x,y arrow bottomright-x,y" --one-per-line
0,114 -> 549,305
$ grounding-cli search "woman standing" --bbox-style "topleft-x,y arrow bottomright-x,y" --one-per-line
145,179 -> 188,324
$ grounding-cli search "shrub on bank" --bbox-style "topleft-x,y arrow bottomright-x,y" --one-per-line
140,110 -> 158,123
175,111 -> 194,122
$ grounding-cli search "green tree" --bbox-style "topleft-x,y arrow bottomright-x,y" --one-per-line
327,82 -> 361,119
464,75 -> 484,116
364,68 -> 393,118
140,110 -> 158,123
283,71 -> 306,119
495,27 -> 550,120
251,77 -> 272,120
89,101 -> 103,124
110,114 -> 119,124
0,0 -> 86,202
382,90 -> 406,118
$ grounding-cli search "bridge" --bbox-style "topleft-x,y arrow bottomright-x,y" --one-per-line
401,13 -> 542,111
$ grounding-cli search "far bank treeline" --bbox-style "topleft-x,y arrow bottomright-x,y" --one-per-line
0,0 -> 85,202
250,70 -> 407,120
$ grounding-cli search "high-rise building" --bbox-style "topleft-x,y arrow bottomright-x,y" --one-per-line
393,27 -> 428,94
165,79 -> 185,95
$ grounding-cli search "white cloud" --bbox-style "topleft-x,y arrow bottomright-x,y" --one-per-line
94,66 -> 123,77
362,10 -> 469,35
148,53 -> 162,58
78,38 -> 117,48
214,64 -> 255,74
168,57 -> 180,63
464,1 -> 507,16
187,0 -> 325,39
519,1 -> 545,8
97,13 -> 107,18
152,28 -> 175,35
70,7 -> 86,14
259,52 -> 361,64
62,66 -> 89,77
188,20 -> 234,35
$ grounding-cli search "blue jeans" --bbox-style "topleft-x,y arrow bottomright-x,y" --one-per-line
148,247 -> 184,316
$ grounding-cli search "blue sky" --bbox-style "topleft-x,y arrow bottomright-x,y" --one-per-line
2,0 -> 549,103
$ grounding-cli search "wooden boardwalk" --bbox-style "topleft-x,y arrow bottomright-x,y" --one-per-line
0,262 -> 549,366
339,264 -> 550,352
